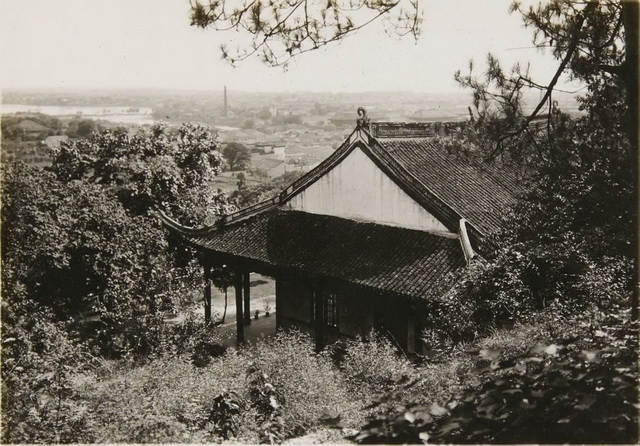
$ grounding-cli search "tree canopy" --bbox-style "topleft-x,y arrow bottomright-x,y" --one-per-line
2,123 -> 234,358
222,141 -> 252,171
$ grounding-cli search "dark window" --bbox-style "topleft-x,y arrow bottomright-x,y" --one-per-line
311,290 -> 338,329
325,293 -> 338,328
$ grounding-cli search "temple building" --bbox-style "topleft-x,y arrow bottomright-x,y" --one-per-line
161,109 -> 523,353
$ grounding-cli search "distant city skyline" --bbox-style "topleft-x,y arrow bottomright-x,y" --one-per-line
1,0 -> 583,94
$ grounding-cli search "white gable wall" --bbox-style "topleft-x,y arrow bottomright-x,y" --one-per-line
285,146 -> 450,233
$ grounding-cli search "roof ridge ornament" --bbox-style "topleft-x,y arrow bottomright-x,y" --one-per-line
356,107 -> 371,131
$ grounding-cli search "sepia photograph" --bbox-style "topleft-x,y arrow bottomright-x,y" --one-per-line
1,0 -> 638,443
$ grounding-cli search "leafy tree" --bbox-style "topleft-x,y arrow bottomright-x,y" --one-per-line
222,142 -> 251,171
2,122 -> 234,358
66,118 -> 102,139
51,122 -> 230,225
210,267 -> 235,323
236,171 -> 247,189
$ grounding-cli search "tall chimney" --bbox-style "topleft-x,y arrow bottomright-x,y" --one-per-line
224,86 -> 228,117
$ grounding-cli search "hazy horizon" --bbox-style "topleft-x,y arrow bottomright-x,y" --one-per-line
1,0 -> 584,94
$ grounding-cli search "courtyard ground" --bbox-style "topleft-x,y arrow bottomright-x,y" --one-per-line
167,273 -> 278,347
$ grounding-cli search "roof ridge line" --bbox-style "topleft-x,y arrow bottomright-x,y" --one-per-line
279,127 -> 360,202
158,198 -> 280,235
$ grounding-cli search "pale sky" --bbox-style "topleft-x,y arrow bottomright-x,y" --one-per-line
0,0 -> 576,93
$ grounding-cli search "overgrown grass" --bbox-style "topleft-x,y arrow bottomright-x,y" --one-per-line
5,305 -> 620,444
78,330 -> 362,443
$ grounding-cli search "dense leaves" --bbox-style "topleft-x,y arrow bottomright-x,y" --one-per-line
356,311 -> 638,444
222,141 -> 252,171
421,0 -> 635,344
1,123 -> 234,442
71,330 -> 361,443
2,123 -> 231,350
50,122 -> 229,225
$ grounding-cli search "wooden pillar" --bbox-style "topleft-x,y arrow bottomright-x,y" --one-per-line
275,277 -> 280,331
204,264 -> 212,324
234,271 -> 245,343
243,271 -> 251,325
407,311 -> 416,355
313,288 -> 325,352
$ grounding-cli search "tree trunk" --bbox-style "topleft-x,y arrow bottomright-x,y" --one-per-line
622,1 -> 639,321
222,287 -> 228,323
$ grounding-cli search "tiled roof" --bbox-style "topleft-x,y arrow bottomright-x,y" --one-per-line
178,209 -> 466,301
11,119 -> 52,132
376,138 -> 522,235
253,158 -> 285,170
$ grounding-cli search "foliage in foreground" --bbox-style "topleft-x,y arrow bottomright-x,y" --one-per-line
2,297 -> 635,444
72,331 -> 362,444
0,123 -> 234,441
356,308 -> 638,444
1,123 -> 233,358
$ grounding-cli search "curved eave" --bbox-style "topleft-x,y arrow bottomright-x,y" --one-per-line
159,198 -> 281,237
158,210 -> 218,236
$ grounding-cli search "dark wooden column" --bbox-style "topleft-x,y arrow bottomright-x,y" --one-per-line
243,271 -> 251,324
204,264 -> 212,324
234,271 -> 245,343
275,278 -> 280,331
313,288 -> 325,352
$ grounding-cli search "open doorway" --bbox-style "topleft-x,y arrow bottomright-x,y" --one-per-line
215,272 -> 278,345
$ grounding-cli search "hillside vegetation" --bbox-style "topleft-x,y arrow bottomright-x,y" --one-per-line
2,0 -> 638,443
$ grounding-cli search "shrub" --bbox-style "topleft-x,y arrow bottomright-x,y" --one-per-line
242,330 -> 362,438
78,329 -> 361,443
1,300 -> 97,444
339,331 -> 417,398
355,308 -> 639,444
246,365 -> 286,443
208,390 -> 242,439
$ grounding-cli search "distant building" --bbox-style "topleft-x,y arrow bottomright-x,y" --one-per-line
44,135 -> 69,149
222,129 -> 267,144
252,143 -> 286,160
9,119 -> 52,140
252,158 -> 286,179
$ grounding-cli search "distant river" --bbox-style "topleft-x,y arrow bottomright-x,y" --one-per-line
1,104 -> 156,125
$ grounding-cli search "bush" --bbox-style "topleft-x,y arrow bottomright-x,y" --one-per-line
339,331 -> 417,398
77,329 -> 361,443
355,308 -> 639,444
1,299 -> 98,444
241,330 -> 362,438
